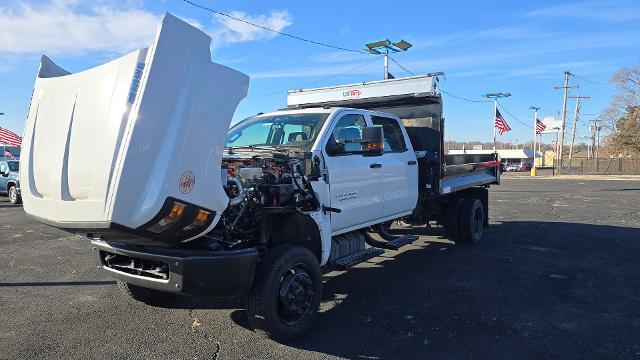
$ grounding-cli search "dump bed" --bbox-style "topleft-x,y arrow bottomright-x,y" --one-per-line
21,14 -> 248,244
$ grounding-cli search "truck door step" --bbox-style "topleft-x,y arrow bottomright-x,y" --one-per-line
334,248 -> 385,269
385,234 -> 419,250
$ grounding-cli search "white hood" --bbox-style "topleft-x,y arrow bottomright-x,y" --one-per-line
21,13 -> 248,241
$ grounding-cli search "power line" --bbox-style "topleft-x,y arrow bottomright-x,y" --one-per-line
246,56 -> 379,99
440,89 -> 491,103
572,73 -> 609,86
388,56 -> 415,76
496,101 -> 533,128
180,0 -> 371,55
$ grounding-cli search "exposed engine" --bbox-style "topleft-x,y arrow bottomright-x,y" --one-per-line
199,153 -> 321,251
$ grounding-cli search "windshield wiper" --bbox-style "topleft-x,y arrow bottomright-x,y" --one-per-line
226,145 -> 289,154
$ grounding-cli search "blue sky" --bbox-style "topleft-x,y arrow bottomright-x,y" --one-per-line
1,0 -> 639,144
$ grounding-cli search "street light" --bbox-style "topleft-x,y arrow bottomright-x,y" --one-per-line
365,39 -> 412,80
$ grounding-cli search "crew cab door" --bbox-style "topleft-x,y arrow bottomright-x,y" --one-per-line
321,112 -> 384,233
372,115 -> 419,217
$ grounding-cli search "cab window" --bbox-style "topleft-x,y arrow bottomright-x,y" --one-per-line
371,115 -> 407,153
326,114 -> 367,156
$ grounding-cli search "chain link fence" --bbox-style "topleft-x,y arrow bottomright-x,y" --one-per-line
560,158 -> 640,175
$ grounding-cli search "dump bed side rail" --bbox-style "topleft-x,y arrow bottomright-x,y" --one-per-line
440,153 -> 499,194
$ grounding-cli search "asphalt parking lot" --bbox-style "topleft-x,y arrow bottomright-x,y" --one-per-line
1,176 -> 639,359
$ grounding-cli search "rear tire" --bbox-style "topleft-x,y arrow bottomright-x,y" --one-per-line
246,245 -> 322,343
117,280 -> 176,305
8,186 -> 21,205
458,198 -> 484,244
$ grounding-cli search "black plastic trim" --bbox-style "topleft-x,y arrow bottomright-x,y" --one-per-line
92,240 -> 259,297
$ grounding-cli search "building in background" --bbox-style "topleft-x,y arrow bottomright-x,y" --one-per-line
448,149 -> 555,166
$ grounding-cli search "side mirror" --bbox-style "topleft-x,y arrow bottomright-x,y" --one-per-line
325,140 -> 345,156
361,126 -> 384,157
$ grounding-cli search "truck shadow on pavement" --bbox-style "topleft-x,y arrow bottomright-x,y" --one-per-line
227,221 -> 639,359
117,221 -> 639,359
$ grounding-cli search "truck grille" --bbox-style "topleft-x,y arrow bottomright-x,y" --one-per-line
101,251 -> 169,280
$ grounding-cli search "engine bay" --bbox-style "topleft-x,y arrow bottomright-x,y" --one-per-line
190,152 -> 322,251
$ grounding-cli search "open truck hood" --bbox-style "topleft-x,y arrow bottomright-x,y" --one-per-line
21,13 -> 249,245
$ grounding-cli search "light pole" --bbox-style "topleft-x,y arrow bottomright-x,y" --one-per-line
483,93 -> 511,152
365,39 -> 412,80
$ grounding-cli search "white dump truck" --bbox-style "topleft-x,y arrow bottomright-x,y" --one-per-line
21,14 -> 499,342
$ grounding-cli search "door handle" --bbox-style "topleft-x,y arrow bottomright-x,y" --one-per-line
408,160 -> 417,165
370,163 -> 382,168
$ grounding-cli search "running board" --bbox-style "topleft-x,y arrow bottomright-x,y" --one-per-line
385,234 -> 419,250
334,248 -> 384,269
364,232 -> 419,250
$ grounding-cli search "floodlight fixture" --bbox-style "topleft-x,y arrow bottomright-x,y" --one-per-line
393,40 -> 412,51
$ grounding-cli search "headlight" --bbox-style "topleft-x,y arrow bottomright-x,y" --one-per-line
147,201 -> 186,233
182,209 -> 211,231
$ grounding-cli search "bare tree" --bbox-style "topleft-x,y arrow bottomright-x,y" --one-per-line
605,66 -> 640,156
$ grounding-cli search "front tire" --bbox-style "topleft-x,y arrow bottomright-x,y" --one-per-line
458,198 -> 484,244
8,186 -> 21,205
246,245 -> 322,343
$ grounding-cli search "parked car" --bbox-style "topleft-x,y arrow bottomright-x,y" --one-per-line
518,163 -> 533,172
504,164 -> 518,172
0,160 -> 21,204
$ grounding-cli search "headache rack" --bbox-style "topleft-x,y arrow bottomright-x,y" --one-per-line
286,74 -> 499,196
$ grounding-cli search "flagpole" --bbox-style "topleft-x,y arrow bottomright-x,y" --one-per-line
493,99 -> 497,152
533,113 -> 536,167
483,92 -> 511,154
529,106 -> 540,170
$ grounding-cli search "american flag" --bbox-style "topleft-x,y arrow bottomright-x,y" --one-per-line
535,118 -> 547,134
494,109 -> 511,135
0,127 -> 22,147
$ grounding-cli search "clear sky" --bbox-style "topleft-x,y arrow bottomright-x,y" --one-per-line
1,0 -> 639,144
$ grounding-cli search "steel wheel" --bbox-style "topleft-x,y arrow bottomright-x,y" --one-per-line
277,264 -> 316,325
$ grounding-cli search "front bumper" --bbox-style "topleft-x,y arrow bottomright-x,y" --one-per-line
92,240 -> 259,297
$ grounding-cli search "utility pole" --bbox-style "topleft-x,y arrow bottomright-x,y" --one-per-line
589,121 -> 596,159
554,71 -> 578,172
596,125 -> 601,159
568,95 -> 590,160
589,119 -> 603,159
483,92 -> 511,152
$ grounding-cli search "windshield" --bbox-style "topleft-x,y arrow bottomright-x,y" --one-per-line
226,113 -> 330,150
8,161 -> 19,172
